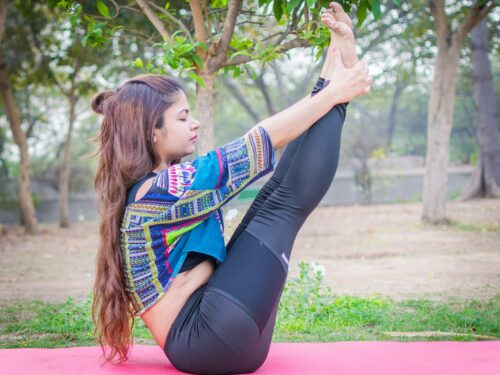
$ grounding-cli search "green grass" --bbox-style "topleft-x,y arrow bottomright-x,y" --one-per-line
237,187 -> 259,201
443,218 -> 500,233
0,262 -> 498,348
274,262 -> 499,342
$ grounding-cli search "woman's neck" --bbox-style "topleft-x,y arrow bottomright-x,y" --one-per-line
152,160 -> 171,173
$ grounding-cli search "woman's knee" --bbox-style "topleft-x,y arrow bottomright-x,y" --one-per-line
272,180 -> 330,218
164,339 -> 191,373
258,174 -> 281,199
242,343 -> 271,373
200,287 -> 263,346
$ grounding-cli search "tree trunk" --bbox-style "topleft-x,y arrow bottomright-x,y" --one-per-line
58,96 -> 77,227
271,60 -> 286,107
0,65 -> 38,234
354,157 -> 372,205
461,18 -> 500,200
195,71 -> 216,155
222,76 -> 260,122
387,80 -> 404,148
422,43 -> 461,224
255,69 -> 275,115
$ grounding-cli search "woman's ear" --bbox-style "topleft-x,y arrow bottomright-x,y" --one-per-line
153,129 -> 158,143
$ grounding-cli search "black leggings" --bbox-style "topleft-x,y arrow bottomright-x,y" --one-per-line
164,79 -> 347,375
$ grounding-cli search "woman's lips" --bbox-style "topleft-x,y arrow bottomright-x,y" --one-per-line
190,136 -> 197,142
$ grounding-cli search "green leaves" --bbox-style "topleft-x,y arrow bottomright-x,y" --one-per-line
131,30 -> 208,88
265,0 -> 386,28
70,0 -> 396,90
211,0 -> 228,8
367,0 -> 382,20
286,0 -> 302,14
186,71 -> 206,89
66,2 -> 82,27
57,2 -> 115,48
356,0 -> 384,27
80,16 -> 108,47
277,261 -> 333,326
96,1 -> 109,17
273,0 -> 284,22
192,53 -> 204,68
229,34 -> 254,60
132,57 -> 144,69
357,1 -> 368,28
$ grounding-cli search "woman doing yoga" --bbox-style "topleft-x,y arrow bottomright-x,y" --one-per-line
91,3 -> 370,374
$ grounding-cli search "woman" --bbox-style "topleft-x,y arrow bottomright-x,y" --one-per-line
91,3 -> 370,374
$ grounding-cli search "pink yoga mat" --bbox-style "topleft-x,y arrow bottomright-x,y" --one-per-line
1,341 -> 499,375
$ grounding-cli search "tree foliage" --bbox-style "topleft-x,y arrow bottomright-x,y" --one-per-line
56,0 -> 394,87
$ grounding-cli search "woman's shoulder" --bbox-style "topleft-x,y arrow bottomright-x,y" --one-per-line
126,171 -> 158,205
152,162 -> 197,198
124,162 -> 198,211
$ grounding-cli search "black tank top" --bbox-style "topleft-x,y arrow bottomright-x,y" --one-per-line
125,172 -> 216,273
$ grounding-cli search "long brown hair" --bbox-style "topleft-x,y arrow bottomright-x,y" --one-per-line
89,74 -> 185,365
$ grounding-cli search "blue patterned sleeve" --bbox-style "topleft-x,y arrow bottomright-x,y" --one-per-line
149,125 -> 276,225
191,125 -> 276,191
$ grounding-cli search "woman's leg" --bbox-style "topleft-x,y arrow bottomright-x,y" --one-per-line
165,272 -> 283,374
165,81 -> 347,374
225,76 -> 334,251
180,102 -> 347,374
208,98 -> 346,322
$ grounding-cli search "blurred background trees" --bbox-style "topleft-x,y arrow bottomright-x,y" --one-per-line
0,0 -> 498,234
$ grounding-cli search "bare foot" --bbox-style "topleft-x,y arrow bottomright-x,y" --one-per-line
321,2 -> 358,68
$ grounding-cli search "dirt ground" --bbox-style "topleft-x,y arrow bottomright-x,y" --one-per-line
0,199 -> 499,307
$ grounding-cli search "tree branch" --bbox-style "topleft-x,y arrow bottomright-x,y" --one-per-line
251,66 -> 275,115
455,0 -> 496,45
429,0 -> 448,44
201,0 -> 214,53
270,59 -> 286,106
221,36 -> 310,68
148,2 -> 192,43
222,76 -> 260,122
0,0 -> 7,43
272,4 -> 304,48
189,0 -> 209,60
135,0 -> 171,43
358,21 -> 400,60
211,0 -> 243,71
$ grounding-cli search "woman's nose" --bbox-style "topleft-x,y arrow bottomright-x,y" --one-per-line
192,118 -> 201,130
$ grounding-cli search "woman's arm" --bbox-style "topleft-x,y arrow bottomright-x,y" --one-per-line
254,47 -> 370,150
256,87 -> 341,150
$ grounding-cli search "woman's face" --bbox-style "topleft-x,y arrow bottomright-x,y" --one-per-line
153,90 -> 200,165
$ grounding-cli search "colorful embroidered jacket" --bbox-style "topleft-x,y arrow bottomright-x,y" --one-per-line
120,125 -> 276,316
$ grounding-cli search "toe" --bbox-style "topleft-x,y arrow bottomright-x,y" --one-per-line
321,12 -> 353,39
322,11 -> 334,19
323,18 -> 351,38
321,12 -> 335,24
329,2 -> 345,14
321,15 -> 340,33
329,2 -> 353,27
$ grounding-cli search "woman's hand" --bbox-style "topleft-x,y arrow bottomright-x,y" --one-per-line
255,38 -> 371,150
323,46 -> 372,104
